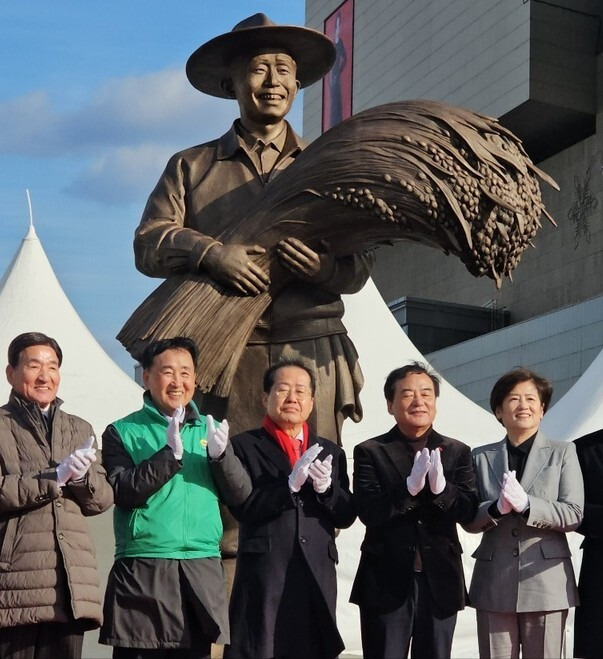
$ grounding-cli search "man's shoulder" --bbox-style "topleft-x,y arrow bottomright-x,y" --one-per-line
231,427 -> 264,446
434,431 -> 472,452
169,124 -> 236,161
354,429 -> 395,453
574,429 -> 603,453
110,406 -> 146,427
313,435 -> 346,457
166,139 -> 221,165
55,407 -> 93,430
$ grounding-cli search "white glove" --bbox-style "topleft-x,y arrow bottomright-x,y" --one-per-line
308,454 -> 333,494
406,448 -> 431,496
206,414 -> 229,459
57,436 -> 97,486
428,448 -> 446,495
288,444 -> 323,493
496,472 -> 513,514
166,406 -> 185,460
502,470 -> 529,513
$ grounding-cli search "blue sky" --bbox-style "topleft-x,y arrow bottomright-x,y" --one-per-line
0,1 -> 304,373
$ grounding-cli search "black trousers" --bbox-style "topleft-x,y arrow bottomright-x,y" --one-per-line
359,572 -> 457,659
113,646 -> 210,659
0,621 -> 85,659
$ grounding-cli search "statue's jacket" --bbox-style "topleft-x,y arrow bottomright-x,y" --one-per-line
133,121 -> 374,344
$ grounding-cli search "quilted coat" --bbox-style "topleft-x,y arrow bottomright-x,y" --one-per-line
0,392 -> 113,629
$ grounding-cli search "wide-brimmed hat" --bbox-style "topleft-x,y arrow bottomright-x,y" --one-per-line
186,13 -> 336,98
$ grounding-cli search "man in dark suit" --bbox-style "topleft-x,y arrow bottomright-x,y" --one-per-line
574,427 -> 603,659
351,362 -> 478,659
221,358 -> 355,659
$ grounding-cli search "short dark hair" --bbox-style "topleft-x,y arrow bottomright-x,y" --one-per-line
140,337 -> 198,370
8,332 -> 63,368
490,367 -> 553,415
263,358 -> 317,395
383,362 -> 440,401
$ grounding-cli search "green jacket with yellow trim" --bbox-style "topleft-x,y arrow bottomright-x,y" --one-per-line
111,397 -> 222,559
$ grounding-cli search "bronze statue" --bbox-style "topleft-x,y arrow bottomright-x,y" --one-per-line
119,13 -> 372,445
119,16 -> 557,443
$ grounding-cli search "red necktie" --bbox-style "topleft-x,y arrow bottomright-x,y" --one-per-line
292,439 -> 302,461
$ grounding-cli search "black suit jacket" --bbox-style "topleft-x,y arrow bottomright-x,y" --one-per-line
226,428 -> 355,659
350,426 -> 478,616
574,429 -> 603,658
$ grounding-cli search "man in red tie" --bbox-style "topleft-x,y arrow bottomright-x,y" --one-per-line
215,359 -> 355,659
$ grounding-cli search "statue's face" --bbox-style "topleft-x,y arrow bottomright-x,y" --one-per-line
229,50 -> 300,126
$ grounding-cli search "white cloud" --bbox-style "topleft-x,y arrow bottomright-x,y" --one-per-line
0,91 -> 63,155
0,68 -> 241,204
64,143 -> 176,204
0,68 -> 238,157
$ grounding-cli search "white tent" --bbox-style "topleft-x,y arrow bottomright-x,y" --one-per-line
0,224 -> 142,437
541,347 -> 603,440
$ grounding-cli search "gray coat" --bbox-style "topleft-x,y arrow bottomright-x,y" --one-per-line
465,432 -> 583,613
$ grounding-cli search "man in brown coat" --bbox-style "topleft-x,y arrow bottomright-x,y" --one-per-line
0,332 -> 113,659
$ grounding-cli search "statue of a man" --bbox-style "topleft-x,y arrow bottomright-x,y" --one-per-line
133,13 -> 373,443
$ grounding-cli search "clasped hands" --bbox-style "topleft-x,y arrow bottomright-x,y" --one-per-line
496,470 -> 529,514
56,436 -> 96,486
406,447 -> 446,496
288,444 -> 333,494
166,407 -> 230,460
203,237 -> 335,296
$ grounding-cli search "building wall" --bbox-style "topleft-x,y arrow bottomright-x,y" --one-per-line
428,293 -> 603,410
303,0 -> 603,397
304,0 -> 532,141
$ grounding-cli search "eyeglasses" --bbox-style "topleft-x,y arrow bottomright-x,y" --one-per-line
273,386 -> 313,401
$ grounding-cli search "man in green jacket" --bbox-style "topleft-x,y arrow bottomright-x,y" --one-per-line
100,337 -> 250,658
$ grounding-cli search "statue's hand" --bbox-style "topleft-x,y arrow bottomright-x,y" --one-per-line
277,238 -> 336,283
203,243 -> 270,295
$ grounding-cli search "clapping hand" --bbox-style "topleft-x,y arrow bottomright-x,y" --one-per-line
206,414 -> 229,459
428,448 -> 446,494
406,447 -> 431,496
308,454 -> 333,494
57,436 -> 97,486
166,406 -> 185,460
502,470 -> 529,513
288,444 -> 323,493
496,472 -> 513,514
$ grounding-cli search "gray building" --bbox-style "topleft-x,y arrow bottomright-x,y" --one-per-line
303,0 -> 603,408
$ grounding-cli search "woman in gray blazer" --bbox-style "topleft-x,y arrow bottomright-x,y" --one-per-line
465,368 -> 583,659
